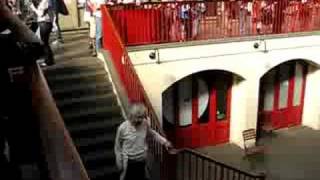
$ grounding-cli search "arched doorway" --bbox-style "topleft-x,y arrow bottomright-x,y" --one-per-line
258,61 -> 307,131
163,71 -> 233,149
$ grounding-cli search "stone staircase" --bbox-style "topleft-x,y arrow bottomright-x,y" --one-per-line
43,31 -> 123,180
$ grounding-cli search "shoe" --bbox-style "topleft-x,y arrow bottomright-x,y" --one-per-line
88,39 -> 93,49
91,38 -> 97,56
91,51 -> 97,57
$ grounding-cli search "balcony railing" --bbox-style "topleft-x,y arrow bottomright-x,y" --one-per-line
108,0 -> 320,46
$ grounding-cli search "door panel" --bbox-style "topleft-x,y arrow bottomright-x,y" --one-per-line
213,74 -> 231,143
175,77 -> 193,148
196,78 -> 213,147
288,63 -> 306,126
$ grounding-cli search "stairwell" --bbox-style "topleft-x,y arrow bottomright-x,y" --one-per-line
43,31 -> 122,180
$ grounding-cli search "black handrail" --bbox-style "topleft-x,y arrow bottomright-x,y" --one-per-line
180,148 -> 266,179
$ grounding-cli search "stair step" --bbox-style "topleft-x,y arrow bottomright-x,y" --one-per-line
74,132 -> 116,152
57,93 -> 115,106
87,166 -> 119,180
67,117 -> 122,137
46,69 -> 106,82
52,82 -> 113,100
45,32 -> 122,180
45,58 -> 102,70
44,61 -> 104,77
57,93 -> 118,114
55,49 -> 92,61
47,73 -> 109,90
62,106 -> 122,122
81,149 -> 115,168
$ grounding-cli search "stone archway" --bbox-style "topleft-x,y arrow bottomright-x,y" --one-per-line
258,60 -> 310,134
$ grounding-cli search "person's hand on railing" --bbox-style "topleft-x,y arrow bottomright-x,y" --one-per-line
164,141 -> 179,155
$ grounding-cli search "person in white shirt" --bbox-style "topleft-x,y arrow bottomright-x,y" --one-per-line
114,103 -> 174,180
91,0 -> 107,56
30,0 -> 55,66
82,0 -> 96,54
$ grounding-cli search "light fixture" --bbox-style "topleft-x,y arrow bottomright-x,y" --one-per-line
253,39 -> 268,53
149,49 -> 160,64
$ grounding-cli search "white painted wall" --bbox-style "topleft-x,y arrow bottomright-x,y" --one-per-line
128,35 -> 320,147
302,65 -> 320,129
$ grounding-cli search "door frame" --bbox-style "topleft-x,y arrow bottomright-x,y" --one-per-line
172,72 -> 232,148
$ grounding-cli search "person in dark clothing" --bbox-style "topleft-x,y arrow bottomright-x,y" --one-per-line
50,0 -> 69,43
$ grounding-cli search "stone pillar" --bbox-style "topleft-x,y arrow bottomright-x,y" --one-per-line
230,76 -> 260,148
302,65 -> 320,129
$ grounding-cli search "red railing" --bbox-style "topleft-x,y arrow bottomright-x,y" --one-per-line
102,5 -> 164,159
108,0 -> 320,46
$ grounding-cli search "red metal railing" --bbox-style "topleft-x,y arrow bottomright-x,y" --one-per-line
102,5 -> 164,159
102,5 -> 266,180
108,0 -> 320,46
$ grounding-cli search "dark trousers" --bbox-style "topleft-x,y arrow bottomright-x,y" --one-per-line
39,22 -> 54,65
29,22 -> 38,33
125,160 -> 147,180
55,12 -> 63,40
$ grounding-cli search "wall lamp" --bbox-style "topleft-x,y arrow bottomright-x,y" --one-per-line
254,30 -> 268,53
253,39 -> 268,53
149,49 -> 160,64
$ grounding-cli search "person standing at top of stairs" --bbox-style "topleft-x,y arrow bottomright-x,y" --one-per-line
114,103 -> 175,180
29,0 -> 55,66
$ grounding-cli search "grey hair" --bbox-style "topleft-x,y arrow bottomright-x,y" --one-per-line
128,103 -> 147,121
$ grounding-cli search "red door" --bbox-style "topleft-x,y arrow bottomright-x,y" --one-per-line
171,72 -> 232,149
212,75 -> 232,144
259,61 -> 307,130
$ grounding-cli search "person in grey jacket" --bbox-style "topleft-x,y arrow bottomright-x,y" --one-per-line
114,103 -> 174,180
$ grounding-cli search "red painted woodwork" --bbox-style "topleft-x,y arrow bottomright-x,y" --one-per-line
258,61 -> 307,131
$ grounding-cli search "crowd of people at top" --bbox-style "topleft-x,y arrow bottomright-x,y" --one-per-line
4,0 -> 320,60
88,0 -> 320,44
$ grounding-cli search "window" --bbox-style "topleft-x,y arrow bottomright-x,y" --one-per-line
162,86 -> 175,125
198,79 -> 210,123
293,63 -> 303,106
178,77 -> 193,126
263,70 -> 275,111
279,65 -> 290,109
216,80 -> 229,121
